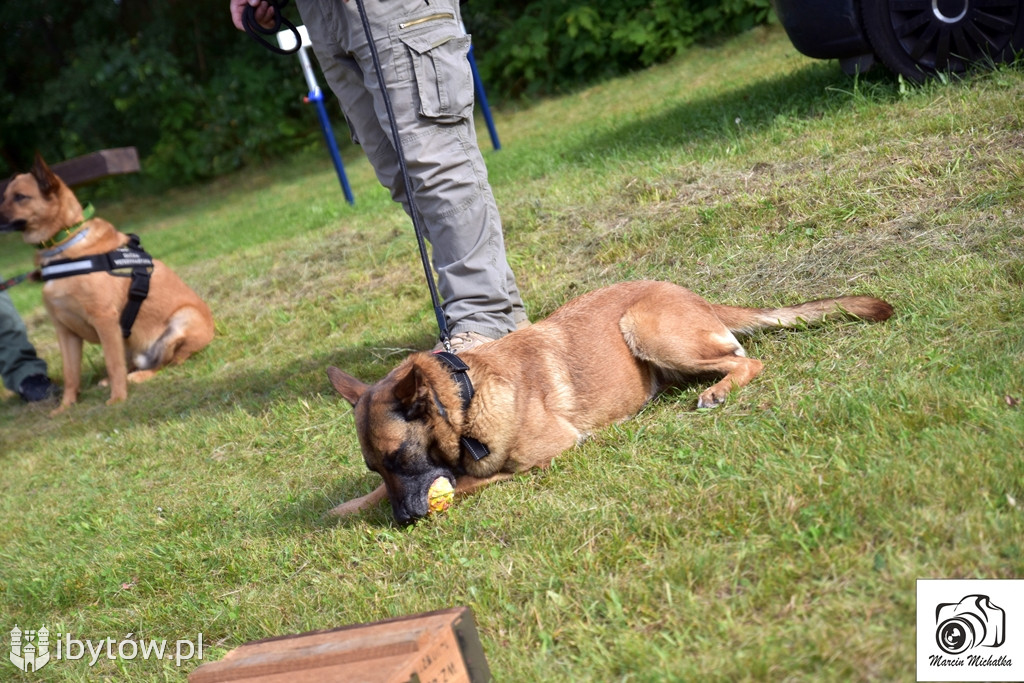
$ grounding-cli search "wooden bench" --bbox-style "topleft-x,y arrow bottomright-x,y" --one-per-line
1,147 -> 140,194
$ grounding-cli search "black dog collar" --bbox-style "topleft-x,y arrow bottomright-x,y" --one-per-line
433,351 -> 490,461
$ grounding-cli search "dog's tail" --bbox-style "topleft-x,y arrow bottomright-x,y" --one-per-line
713,296 -> 894,335
133,308 -> 198,370
134,320 -> 184,371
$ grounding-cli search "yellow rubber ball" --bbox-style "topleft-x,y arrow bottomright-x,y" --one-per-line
427,477 -> 455,513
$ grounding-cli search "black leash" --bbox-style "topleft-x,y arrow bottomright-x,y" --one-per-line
245,2 -> 487,457
242,0 -> 301,55
353,3 -> 487,457
242,0 -> 452,349
0,271 -> 33,292
352,0 -> 452,351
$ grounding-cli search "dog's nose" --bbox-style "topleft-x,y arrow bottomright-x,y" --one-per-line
392,502 -> 418,526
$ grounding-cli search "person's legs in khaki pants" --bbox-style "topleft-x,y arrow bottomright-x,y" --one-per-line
298,0 -> 527,345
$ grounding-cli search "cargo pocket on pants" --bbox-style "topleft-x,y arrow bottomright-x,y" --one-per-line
399,28 -> 474,123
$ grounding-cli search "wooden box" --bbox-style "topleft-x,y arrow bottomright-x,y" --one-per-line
189,607 -> 490,683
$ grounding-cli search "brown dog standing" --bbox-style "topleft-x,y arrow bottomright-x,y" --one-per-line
328,280 -> 893,524
0,155 -> 214,413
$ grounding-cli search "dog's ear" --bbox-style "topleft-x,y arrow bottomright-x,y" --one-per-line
31,153 -> 62,197
392,364 -> 430,421
327,366 -> 368,407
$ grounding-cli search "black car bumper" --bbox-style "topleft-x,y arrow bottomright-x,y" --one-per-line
774,0 -> 872,60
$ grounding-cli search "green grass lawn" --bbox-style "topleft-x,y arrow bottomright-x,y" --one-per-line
2,25 -> 1023,681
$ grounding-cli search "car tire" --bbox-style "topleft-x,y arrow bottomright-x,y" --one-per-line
859,0 -> 1024,82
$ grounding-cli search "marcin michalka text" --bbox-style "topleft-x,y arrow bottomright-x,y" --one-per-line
928,654 -> 1013,667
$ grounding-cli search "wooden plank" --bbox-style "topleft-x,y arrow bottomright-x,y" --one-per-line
198,653 -> 416,683
50,147 -> 140,186
191,628 -> 432,681
1,147 -> 139,194
189,607 -> 490,683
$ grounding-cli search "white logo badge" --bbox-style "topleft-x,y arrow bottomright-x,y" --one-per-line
918,579 -> 1023,681
9,625 -> 51,673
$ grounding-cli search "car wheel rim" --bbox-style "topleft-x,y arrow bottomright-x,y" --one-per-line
887,0 -> 1021,70
932,0 -> 968,24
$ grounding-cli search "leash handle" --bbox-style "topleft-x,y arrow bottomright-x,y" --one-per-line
243,0 -> 301,55
352,0 -> 452,350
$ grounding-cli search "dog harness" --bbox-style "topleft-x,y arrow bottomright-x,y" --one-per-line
433,351 -> 491,462
39,233 -> 154,339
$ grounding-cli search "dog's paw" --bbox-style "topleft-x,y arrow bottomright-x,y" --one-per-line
696,391 -> 726,409
127,370 -> 157,384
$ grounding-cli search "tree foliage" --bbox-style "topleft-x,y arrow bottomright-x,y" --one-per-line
1,0 -> 771,189
463,0 -> 773,97
0,0 -> 311,188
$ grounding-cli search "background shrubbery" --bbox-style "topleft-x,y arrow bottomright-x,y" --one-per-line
464,0 -> 773,96
0,0 -> 772,190
0,1 -> 309,190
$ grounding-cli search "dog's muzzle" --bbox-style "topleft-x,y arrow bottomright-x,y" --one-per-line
0,219 -> 26,233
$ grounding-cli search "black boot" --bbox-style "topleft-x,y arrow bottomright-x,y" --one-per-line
18,374 -> 58,402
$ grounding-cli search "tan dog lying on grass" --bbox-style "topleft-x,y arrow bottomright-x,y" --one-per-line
0,155 -> 214,413
327,280 -> 893,524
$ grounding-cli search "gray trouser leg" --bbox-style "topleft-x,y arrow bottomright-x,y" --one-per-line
298,0 -> 526,338
0,288 -> 48,393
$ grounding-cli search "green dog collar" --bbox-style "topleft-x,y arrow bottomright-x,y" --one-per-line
37,202 -> 95,250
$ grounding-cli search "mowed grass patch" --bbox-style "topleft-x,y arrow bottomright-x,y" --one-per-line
2,25 -> 1023,681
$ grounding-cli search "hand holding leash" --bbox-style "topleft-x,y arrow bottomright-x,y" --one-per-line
234,0 -> 301,55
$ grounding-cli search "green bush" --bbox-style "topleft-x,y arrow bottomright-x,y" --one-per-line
1,0 -> 773,189
0,1 -> 313,189
464,0 -> 774,96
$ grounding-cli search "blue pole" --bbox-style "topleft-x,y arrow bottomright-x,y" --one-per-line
307,87 -> 355,205
468,46 -> 501,151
